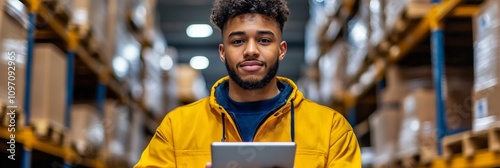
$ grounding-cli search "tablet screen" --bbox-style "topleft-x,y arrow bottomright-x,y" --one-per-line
211,142 -> 296,168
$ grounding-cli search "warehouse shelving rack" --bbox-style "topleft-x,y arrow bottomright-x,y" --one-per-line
314,0 -> 500,167
0,0 -> 161,167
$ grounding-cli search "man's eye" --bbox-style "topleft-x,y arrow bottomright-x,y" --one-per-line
259,39 -> 271,43
232,40 -> 244,44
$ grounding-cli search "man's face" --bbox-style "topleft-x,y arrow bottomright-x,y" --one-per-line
219,14 -> 287,90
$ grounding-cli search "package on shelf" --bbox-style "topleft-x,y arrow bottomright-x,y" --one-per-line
127,106 -> 146,166
398,88 -> 437,162
57,0 -> 107,49
4,0 -> 27,22
445,68 -> 474,133
472,0 -> 500,132
102,100 -> 131,164
368,0 -> 386,47
346,17 -> 369,82
0,2 -> 27,117
369,105 -> 401,166
113,28 -> 143,100
70,104 -> 104,157
378,65 -> 410,104
384,0 -> 406,32
318,39 -> 347,105
305,20 -> 322,65
143,47 -> 164,118
177,64 -> 209,103
297,66 -> 321,103
0,101 -> 26,128
128,0 -> 158,41
30,43 -> 67,142
163,46 -> 180,113
323,0 -> 342,17
319,17 -> 343,44
385,0 -> 430,33
405,0 -> 431,19
103,0 -> 127,65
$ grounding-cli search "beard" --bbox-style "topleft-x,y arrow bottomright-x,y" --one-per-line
225,58 -> 279,90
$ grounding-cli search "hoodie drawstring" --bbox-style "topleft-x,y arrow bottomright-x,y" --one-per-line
219,101 -> 296,142
221,113 -> 227,142
291,101 -> 295,142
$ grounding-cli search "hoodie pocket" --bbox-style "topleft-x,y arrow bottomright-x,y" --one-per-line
175,150 -> 211,168
294,150 -> 327,168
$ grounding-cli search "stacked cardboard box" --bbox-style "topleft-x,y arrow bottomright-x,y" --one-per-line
374,65 -> 473,164
143,46 -> 164,119
102,100 -> 132,167
346,17 -> 369,82
370,65 -> 409,166
0,1 -> 27,122
127,106 -> 146,166
368,0 -> 386,48
177,64 -> 208,103
319,40 -> 347,105
472,0 -> 500,132
369,105 -> 401,167
399,88 -> 437,163
30,43 -> 67,143
57,0 -> 107,53
70,104 -> 104,157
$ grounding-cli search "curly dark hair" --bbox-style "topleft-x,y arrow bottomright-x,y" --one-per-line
210,0 -> 290,32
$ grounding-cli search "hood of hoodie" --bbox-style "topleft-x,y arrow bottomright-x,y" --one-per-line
209,76 -> 304,116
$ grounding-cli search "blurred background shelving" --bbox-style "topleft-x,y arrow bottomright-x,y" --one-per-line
1,0 -> 500,167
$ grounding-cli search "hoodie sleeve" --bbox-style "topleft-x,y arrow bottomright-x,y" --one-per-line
134,116 -> 176,168
327,115 -> 362,167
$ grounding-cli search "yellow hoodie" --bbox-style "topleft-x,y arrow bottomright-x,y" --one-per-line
135,76 -> 361,167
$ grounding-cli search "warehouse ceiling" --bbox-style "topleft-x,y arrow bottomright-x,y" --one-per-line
156,0 -> 310,90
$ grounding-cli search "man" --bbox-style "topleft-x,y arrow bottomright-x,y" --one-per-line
134,0 -> 361,167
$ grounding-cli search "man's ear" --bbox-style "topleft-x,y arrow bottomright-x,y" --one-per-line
219,44 -> 225,62
279,41 -> 287,61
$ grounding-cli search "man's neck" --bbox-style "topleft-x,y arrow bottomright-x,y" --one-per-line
228,78 -> 280,102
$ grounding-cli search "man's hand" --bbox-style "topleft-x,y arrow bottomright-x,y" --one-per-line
206,162 -> 212,168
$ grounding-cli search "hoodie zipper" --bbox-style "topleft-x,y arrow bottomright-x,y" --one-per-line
251,102 -> 290,141
219,108 -> 243,142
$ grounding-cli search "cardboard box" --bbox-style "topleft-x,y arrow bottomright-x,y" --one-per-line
70,104 -> 104,157
369,107 -> 401,166
319,40 -> 347,105
102,100 -> 132,166
59,0 -> 108,53
446,68 -> 474,132
30,43 -> 67,130
368,0 -> 386,47
177,64 -> 208,103
399,89 -> 437,162
472,0 -> 500,132
104,0 -> 127,65
143,48 -> 164,118
346,17 -> 369,82
127,106 -> 146,166
0,6 -> 27,113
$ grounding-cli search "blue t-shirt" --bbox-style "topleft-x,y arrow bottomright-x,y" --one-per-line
215,81 -> 292,142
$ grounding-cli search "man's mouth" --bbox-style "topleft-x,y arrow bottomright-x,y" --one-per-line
238,61 -> 264,72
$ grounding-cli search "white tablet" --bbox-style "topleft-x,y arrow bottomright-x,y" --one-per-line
211,142 -> 296,168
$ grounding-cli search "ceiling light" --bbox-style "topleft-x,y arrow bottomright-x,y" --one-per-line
190,56 -> 209,70
123,45 -> 140,61
160,55 -> 174,71
186,24 -> 213,38
112,56 -> 129,78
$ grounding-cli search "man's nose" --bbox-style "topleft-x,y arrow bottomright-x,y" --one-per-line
244,40 -> 259,58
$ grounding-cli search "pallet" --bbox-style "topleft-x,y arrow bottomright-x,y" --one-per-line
442,127 -> 500,160
0,102 -> 26,129
31,119 -> 67,146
